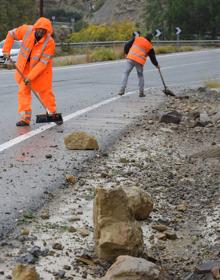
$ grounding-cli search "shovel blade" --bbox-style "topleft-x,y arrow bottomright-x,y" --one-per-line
36,113 -> 63,125
163,88 -> 176,97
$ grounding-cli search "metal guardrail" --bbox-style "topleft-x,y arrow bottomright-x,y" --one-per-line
56,40 -> 220,48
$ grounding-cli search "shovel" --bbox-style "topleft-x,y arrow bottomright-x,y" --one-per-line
7,58 -> 63,125
158,68 -> 175,97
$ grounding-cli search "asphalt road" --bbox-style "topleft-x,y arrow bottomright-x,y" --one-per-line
0,49 -> 219,237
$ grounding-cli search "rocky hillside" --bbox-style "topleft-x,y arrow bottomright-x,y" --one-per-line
88,0 -> 146,26
43,0 -> 146,27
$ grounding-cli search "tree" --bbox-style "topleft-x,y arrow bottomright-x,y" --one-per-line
0,0 -> 37,40
145,0 -> 220,39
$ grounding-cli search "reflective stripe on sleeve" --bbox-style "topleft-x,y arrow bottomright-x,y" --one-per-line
9,29 -> 19,40
40,59 -> 49,65
32,56 -> 40,61
42,53 -> 53,59
20,48 -> 28,59
21,43 -> 30,52
23,26 -> 33,43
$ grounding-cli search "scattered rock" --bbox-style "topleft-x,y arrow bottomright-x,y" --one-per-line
196,261 -> 220,273
125,186 -> 154,220
12,264 -> 40,280
77,227 -> 90,237
152,224 -> 168,232
160,111 -> 182,124
93,187 -> 143,261
64,131 -> 99,150
101,255 -> 162,280
45,154 -> 52,159
16,253 -> 36,264
65,175 -> 77,184
20,228 -> 30,236
40,210 -> 50,220
52,243 -> 63,250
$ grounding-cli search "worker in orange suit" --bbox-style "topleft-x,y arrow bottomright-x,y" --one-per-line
118,33 -> 160,97
3,17 -> 59,126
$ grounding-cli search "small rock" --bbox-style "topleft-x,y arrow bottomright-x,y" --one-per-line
63,265 -> 71,271
177,203 -> 188,212
16,253 -> 36,264
77,228 -> 90,237
52,243 -> 63,250
211,266 -> 220,279
45,154 -> 52,159
196,261 -> 220,273
68,226 -> 76,233
20,228 -> 30,236
29,246 -> 42,258
65,175 -> 77,184
152,224 -> 168,232
12,264 -> 40,280
165,231 -> 178,240
160,111 -> 182,124
40,210 -> 50,220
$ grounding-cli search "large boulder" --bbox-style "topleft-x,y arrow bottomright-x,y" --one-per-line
93,187 -> 143,261
12,264 -> 40,280
125,187 -> 153,220
64,131 -> 99,150
160,111 -> 182,124
101,255 -> 162,280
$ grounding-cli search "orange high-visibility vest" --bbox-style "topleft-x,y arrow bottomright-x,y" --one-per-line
127,36 -> 152,65
3,17 -> 55,93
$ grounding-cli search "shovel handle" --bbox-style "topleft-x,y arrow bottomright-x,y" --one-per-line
7,58 -> 49,114
158,68 -> 167,90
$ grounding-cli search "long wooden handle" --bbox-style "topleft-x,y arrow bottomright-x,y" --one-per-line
158,68 -> 167,90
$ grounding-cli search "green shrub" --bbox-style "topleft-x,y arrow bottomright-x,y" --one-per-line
90,47 -> 116,62
155,45 -> 195,54
69,20 -> 136,42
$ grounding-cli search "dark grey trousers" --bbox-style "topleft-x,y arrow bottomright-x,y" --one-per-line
120,59 -> 144,92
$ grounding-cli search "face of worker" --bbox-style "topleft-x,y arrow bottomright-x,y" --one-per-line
35,28 -> 47,41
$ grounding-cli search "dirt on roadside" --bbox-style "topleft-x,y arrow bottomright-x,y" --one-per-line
0,87 -> 220,280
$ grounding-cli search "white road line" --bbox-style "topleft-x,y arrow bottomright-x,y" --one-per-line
0,91 -> 135,153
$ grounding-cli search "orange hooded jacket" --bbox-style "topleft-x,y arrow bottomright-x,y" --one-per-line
3,17 -> 55,93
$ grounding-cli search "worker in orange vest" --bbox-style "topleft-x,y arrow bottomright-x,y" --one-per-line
3,17 -> 59,126
118,33 -> 160,97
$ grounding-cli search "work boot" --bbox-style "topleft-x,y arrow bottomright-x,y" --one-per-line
139,91 -> 145,97
118,89 -> 125,96
16,120 -> 30,127
51,113 -> 63,125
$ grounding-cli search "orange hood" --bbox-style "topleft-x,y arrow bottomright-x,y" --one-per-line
33,17 -> 53,34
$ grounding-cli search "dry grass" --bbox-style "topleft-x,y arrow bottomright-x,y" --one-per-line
53,54 -> 88,67
155,45 -> 195,54
53,45 -> 197,67
204,80 -> 220,88
54,47 -> 124,66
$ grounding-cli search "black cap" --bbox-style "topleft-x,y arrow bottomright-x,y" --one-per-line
145,33 -> 153,41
